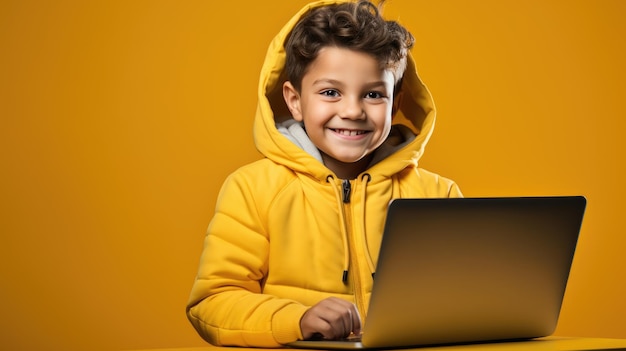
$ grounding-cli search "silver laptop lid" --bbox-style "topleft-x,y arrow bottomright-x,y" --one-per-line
362,196 -> 586,348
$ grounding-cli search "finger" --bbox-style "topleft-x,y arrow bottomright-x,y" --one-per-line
324,299 -> 359,339
329,298 -> 361,337
320,304 -> 348,339
301,303 -> 344,340
346,308 -> 354,337
349,304 -> 362,335
301,298 -> 362,340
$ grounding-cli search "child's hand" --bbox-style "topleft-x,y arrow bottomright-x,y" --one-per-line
300,297 -> 362,340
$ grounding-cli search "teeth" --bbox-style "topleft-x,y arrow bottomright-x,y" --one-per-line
334,129 -> 365,136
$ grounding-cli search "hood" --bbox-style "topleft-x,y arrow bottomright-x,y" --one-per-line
253,0 -> 436,181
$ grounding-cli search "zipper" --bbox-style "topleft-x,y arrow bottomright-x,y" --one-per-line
342,179 -> 351,203
340,179 -> 367,320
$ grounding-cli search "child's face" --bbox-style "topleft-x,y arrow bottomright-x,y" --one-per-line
283,46 -> 395,165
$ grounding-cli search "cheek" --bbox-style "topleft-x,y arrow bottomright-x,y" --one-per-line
374,107 -> 393,141
371,105 -> 393,126
303,103 -> 332,124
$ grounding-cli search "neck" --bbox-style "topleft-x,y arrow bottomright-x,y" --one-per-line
321,153 -> 373,180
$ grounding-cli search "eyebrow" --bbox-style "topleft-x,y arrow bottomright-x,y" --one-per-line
311,78 -> 388,90
311,78 -> 343,87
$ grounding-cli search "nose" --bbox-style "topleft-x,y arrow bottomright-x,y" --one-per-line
339,96 -> 365,120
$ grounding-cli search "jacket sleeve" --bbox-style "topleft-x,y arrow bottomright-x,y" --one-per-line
186,170 -> 308,347
408,168 -> 463,198
447,181 -> 463,198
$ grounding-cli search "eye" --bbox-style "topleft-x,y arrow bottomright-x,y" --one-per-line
320,89 -> 340,98
365,91 -> 385,99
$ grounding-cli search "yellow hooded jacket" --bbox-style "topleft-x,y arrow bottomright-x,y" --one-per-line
187,0 -> 462,347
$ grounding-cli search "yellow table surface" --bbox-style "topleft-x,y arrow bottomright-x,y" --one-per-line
127,336 -> 626,351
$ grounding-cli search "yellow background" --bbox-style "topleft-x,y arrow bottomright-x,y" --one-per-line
1,0 -> 624,350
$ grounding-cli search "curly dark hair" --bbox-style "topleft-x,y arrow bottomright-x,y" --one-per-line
284,0 -> 415,92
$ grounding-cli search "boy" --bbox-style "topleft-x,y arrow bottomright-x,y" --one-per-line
187,0 -> 462,347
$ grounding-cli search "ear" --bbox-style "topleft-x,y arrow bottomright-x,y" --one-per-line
283,81 -> 303,122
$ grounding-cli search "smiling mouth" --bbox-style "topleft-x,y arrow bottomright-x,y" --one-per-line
331,128 -> 369,136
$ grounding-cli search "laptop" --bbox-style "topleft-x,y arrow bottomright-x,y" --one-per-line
288,196 -> 587,350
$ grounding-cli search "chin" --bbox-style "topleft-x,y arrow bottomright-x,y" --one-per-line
335,155 -> 370,164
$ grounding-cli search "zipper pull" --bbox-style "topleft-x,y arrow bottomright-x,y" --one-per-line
342,179 -> 351,203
